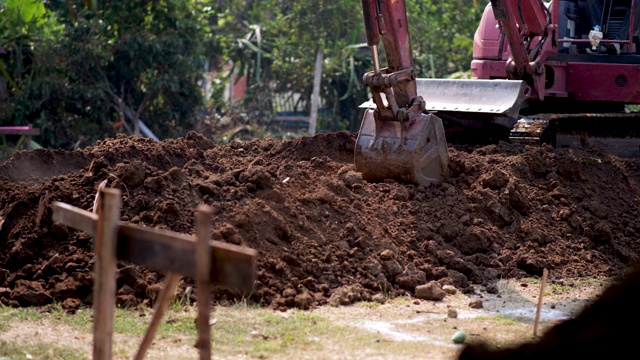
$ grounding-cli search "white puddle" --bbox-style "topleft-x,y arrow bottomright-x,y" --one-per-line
351,319 -> 458,348
495,307 -> 571,320
350,307 -> 572,344
353,320 -> 429,342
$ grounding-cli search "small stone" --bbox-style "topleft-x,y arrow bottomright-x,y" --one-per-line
294,293 -> 314,310
380,249 -> 395,260
282,288 -> 297,297
442,285 -> 457,295
415,281 -> 446,301
340,171 -> 364,188
485,283 -> 499,294
372,293 -> 387,304
382,259 -> 403,277
447,309 -> 458,318
61,298 -> 81,312
469,299 -> 484,309
451,330 -> 467,344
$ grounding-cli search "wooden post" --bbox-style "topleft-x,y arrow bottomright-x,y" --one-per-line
308,46 -> 323,136
134,273 -> 181,360
195,205 -> 213,359
51,198 -> 257,360
93,188 -> 121,360
533,268 -> 549,337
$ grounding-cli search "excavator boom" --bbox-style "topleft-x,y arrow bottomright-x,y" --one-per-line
356,0 -> 448,185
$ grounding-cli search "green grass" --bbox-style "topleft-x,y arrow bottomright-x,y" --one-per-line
0,340 -> 86,360
1,302 -> 376,359
0,305 -> 47,322
355,301 -> 382,309
387,295 -> 413,306
491,314 -> 520,326
548,277 -> 607,295
208,306 -> 334,358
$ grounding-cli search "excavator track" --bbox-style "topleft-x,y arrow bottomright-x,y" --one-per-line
510,112 -> 640,157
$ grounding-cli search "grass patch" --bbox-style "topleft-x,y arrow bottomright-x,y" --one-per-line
491,314 -> 520,325
0,305 -> 47,323
387,295 -> 414,306
0,278 -> 606,360
208,307 -> 333,358
0,340 -> 86,360
355,301 -> 382,309
548,277 -> 608,295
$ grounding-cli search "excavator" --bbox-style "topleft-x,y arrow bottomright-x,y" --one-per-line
356,0 -> 640,186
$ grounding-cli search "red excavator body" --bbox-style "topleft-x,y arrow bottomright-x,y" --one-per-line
473,0 -> 640,105
471,0 -> 640,156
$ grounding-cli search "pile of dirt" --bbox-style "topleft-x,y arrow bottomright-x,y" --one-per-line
1,131 -> 640,311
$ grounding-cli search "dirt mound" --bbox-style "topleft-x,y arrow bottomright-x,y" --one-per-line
1,131 -> 640,311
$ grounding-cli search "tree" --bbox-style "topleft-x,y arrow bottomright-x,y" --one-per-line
407,0 -> 484,78
3,0 -> 211,149
212,0 -> 370,132
0,0 -> 59,123
212,0 -> 484,133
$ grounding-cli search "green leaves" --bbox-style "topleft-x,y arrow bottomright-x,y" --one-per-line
212,0 -> 484,132
407,0 -> 484,78
4,0 -> 46,25
0,0 -> 210,147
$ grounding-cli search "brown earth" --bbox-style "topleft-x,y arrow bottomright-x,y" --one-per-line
1,131 -> 640,316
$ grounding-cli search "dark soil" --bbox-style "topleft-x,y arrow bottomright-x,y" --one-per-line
1,131 -> 640,314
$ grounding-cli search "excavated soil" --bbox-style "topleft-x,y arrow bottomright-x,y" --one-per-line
1,131 -> 640,315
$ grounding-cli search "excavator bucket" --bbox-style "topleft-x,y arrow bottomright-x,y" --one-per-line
354,79 -> 529,186
417,79 -> 530,120
354,109 -> 449,186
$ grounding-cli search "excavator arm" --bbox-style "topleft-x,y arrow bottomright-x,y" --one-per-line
490,0 -> 556,99
360,0 -> 417,118
355,0 -> 449,185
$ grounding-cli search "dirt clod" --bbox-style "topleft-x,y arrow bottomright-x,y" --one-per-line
468,299 -> 484,309
415,282 -> 446,301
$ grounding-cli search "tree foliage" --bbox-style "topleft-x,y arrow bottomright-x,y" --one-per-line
0,0 -> 59,122
407,0 -> 484,78
213,0 -> 484,131
0,0 -> 485,148
2,0 -> 211,148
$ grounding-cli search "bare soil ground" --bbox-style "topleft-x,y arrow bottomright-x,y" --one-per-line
0,277 -> 611,359
1,131 -> 640,356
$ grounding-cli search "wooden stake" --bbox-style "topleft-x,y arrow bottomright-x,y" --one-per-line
93,188 -> 121,360
134,272 -> 181,360
533,268 -> 549,337
195,205 -> 213,359
308,47 -> 323,136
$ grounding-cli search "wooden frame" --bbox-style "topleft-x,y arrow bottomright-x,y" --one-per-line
52,188 -> 257,359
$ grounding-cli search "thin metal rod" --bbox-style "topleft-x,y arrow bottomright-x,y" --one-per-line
371,45 -> 381,74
